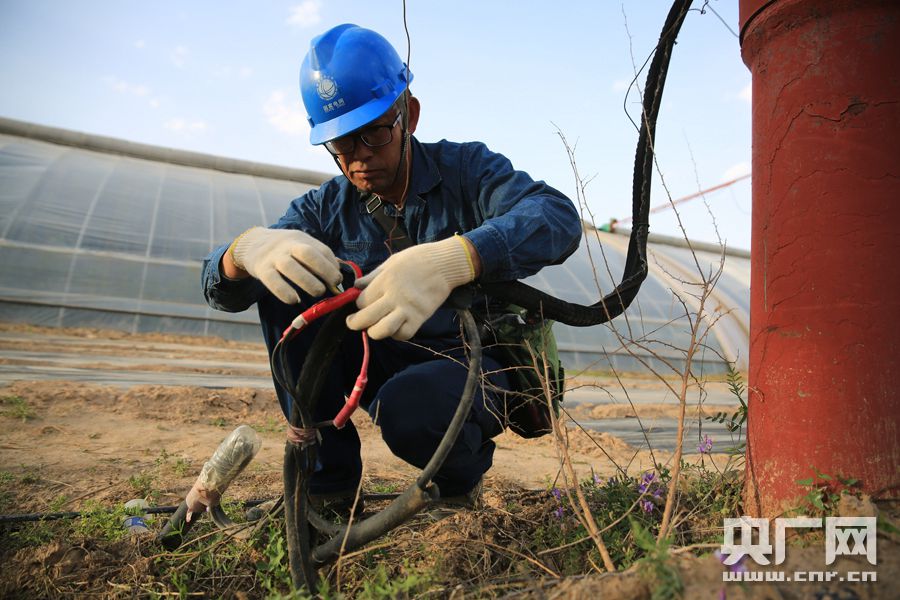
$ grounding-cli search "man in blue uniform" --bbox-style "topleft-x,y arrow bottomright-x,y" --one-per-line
194,24 -> 581,516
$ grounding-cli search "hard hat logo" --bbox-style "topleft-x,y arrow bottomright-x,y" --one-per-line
299,23 -> 413,146
316,76 -> 338,101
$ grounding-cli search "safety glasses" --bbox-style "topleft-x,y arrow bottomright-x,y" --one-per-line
325,112 -> 402,156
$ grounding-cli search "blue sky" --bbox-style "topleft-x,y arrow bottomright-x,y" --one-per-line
0,1 -> 752,250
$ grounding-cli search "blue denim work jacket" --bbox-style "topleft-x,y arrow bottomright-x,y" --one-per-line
202,137 -> 581,317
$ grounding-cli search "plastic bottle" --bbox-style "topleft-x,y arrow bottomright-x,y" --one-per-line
195,425 -> 262,498
123,498 -> 151,535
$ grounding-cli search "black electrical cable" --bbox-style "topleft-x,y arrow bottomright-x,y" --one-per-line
281,303 -> 354,590
279,302 -> 481,592
311,309 -> 481,566
480,0 -> 693,327
277,0 -> 693,593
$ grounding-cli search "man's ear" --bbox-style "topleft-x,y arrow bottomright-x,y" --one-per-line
406,96 -> 421,134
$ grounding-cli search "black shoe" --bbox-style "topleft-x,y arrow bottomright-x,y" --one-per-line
309,490 -> 365,522
428,478 -> 483,519
439,478 -> 483,509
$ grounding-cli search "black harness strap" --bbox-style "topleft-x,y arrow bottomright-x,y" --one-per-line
362,193 -> 413,252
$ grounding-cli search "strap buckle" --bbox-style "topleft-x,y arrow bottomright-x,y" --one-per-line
364,195 -> 383,214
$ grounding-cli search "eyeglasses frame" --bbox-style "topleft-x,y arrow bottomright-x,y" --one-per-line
325,112 -> 403,156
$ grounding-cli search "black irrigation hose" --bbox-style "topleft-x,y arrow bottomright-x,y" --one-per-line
280,305 -> 481,592
0,498 -> 272,525
481,0 -> 693,327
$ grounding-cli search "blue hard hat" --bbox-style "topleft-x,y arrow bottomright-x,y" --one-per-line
300,24 -> 413,146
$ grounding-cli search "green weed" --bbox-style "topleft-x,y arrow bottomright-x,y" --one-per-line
257,416 -> 283,434
370,481 -> 399,494
1,395 -> 35,421
632,519 -> 682,600
74,499 -> 128,541
172,457 -> 191,477
356,561 -> 434,599
705,364 -> 747,456
0,471 -> 14,512
48,494 -> 68,512
128,471 -> 155,497
795,468 -> 860,515
256,521 -> 293,596
4,519 -> 57,550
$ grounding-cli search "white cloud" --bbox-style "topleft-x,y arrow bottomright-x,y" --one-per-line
738,82 -> 752,103
107,76 -> 151,97
287,0 -> 322,28
263,90 -> 309,136
214,65 -> 254,79
722,161 -> 751,181
612,79 -> 631,93
106,76 -> 163,109
134,40 -> 146,49
171,45 -> 189,68
164,118 -> 207,133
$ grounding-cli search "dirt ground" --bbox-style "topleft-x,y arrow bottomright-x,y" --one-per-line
0,322 -> 738,508
0,323 -> 896,598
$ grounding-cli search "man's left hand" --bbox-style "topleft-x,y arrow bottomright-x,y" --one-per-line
347,236 -> 478,340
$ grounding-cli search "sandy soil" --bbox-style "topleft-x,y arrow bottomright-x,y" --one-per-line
0,321 -> 739,513
1,323 -> 896,598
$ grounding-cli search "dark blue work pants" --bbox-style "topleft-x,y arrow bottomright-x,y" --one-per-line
258,294 -> 510,498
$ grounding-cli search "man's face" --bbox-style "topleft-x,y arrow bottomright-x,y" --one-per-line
333,110 -> 404,196
329,96 -> 420,201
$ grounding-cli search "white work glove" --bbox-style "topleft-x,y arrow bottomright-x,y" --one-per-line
185,479 -> 221,523
230,226 -> 341,304
347,236 -> 475,340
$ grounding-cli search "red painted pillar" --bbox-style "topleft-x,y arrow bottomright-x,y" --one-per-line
740,0 -> 900,515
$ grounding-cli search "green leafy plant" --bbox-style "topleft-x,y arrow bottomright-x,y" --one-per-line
1,395 -> 35,421
795,468 -> 860,515
172,457 -> 191,477
632,519 -> 682,600
256,521 -> 292,597
356,561 -> 434,599
74,499 -> 128,541
48,494 -> 68,512
128,471 -> 155,497
253,521 -> 324,599
370,481 -> 399,494
257,416 -> 284,434
705,365 -> 747,455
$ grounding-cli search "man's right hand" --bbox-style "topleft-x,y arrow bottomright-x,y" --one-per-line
228,227 -> 341,304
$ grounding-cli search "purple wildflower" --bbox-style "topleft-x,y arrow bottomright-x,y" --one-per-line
637,472 -> 656,494
551,487 -> 562,501
641,499 -> 655,513
592,473 -> 602,486
553,506 -> 564,519
714,550 -> 748,574
698,434 -> 714,454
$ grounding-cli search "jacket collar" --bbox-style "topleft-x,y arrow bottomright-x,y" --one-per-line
356,136 -> 441,215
